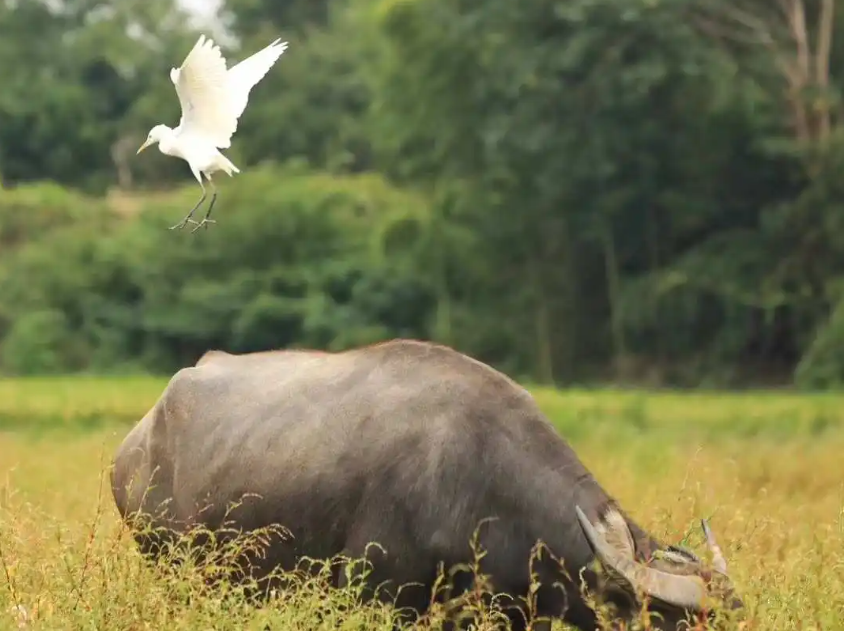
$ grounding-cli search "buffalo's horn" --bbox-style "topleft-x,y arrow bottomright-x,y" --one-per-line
594,506 -> 636,559
575,506 -> 709,610
701,518 -> 728,575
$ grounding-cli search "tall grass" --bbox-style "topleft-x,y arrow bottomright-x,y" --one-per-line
0,379 -> 842,629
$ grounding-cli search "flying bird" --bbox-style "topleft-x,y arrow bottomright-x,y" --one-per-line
136,35 -> 288,232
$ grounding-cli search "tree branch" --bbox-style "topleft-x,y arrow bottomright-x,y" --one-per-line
815,0 -> 834,141
692,0 -> 837,163
785,0 -> 810,82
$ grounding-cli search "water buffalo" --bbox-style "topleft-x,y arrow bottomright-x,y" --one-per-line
111,339 -> 741,630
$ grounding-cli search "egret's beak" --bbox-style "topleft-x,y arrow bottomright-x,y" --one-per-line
136,139 -> 152,155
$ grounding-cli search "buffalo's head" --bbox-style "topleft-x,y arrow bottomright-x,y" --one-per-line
576,506 -> 742,629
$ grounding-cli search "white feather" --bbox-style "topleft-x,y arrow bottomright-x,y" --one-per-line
227,39 -> 289,121
170,35 -> 288,150
172,35 -> 237,148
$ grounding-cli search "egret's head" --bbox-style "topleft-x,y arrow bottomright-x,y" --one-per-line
137,125 -> 170,154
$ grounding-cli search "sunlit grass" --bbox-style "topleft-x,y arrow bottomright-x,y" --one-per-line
0,379 -> 843,629
0,376 -> 164,430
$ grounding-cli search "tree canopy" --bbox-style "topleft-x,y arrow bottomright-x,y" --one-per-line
1,0 -> 843,388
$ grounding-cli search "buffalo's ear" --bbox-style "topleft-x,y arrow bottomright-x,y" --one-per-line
575,506 -> 709,610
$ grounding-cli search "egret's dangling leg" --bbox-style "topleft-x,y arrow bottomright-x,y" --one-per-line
190,176 -> 218,233
170,167 -> 207,230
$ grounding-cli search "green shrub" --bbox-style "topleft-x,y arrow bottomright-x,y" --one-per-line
1,309 -> 75,375
0,167 -> 438,374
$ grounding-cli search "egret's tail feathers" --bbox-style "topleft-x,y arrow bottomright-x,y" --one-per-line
217,153 -> 240,176
227,38 -> 289,120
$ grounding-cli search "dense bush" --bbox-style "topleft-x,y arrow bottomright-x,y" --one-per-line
0,169 -> 438,374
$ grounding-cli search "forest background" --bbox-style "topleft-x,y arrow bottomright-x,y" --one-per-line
1,0 -> 843,390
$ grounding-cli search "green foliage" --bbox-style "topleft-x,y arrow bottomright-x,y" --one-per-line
224,0 -> 331,37
0,168 -> 437,374
795,294 -> 844,390
217,0 -> 383,174
368,0 -> 844,385
0,0 -> 198,192
0,181 -> 112,249
1,0 -> 844,386
0,310 -> 73,375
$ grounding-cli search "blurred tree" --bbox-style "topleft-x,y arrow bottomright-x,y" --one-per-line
370,0 -> 844,384
0,0 -> 843,387
0,167 -> 438,374
222,0 -> 330,38
218,0 -> 381,174
0,0 -> 198,192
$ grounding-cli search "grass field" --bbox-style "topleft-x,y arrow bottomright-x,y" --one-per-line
1,376 -> 843,629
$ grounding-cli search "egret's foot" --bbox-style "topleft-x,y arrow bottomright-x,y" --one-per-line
169,217 -> 200,230
190,218 -> 217,233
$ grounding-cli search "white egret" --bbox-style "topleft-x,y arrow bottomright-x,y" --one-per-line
136,34 -> 288,232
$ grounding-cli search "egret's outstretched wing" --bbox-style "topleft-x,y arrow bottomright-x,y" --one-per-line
226,39 -> 288,120
172,35 -> 238,149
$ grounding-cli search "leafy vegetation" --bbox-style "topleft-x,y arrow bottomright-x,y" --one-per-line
1,381 -> 842,629
1,2 -> 841,627
0,0 -> 843,387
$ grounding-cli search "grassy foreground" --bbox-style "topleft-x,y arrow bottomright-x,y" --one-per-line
0,377 -> 843,629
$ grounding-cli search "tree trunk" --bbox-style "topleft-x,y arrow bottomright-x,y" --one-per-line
646,204 -> 663,361
528,256 -> 554,384
111,136 -> 136,190
693,0 -> 837,175
430,185 -> 453,344
601,217 -> 626,373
